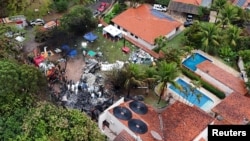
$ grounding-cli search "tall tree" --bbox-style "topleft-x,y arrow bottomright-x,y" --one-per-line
6,0 -> 29,15
19,102 -> 105,141
225,25 -> 243,50
0,60 -> 47,115
60,6 -> 98,35
212,0 -> 227,22
196,23 -> 221,54
154,61 -> 180,104
218,4 -> 239,28
122,63 -> 145,98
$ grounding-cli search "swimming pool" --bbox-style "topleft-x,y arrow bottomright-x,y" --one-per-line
169,78 -> 214,111
182,53 -> 210,71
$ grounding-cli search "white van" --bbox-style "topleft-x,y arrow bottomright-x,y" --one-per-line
153,4 -> 167,12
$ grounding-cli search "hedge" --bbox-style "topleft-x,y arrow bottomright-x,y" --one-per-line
181,67 -> 226,99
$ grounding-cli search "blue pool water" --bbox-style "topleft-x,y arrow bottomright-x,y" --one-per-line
169,78 -> 214,110
182,53 -> 210,71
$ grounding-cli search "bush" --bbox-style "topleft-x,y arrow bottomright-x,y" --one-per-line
181,67 -> 226,99
53,0 -> 68,13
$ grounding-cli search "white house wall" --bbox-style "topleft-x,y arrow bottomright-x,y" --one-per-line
98,98 -> 124,130
196,69 -> 233,96
165,29 -> 176,39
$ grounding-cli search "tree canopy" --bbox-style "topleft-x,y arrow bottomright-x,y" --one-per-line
0,60 -> 47,115
60,6 -> 98,35
18,102 -> 106,141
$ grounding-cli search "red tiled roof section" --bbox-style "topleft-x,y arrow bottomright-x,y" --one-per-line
112,4 -> 182,45
213,118 -> 231,125
161,102 -> 214,141
197,61 -> 248,95
212,93 -> 250,124
113,130 -> 135,141
198,137 -> 206,141
173,0 -> 202,5
109,100 -> 163,141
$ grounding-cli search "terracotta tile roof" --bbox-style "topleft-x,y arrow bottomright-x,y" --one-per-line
112,4 -> 182,45
109,100 -> 163,141
113,130 -> 135,141
161,102 -> 214,141
197,61 -> 248,95
199,137 -> 206,141
213,118 -> 231,125
173,0 -> 202,6
212,92 -> 250,124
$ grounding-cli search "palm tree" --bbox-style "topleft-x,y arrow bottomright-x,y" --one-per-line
218,4 -> 239,28
196,23 -> 221,54
212,0 -> 227,22
143,67 -> 157,95
123,63 -> 145,98
154,61 -> 180,104
225,25 -> 243,51
160,47 -> 184,64
234,6 -> 250,27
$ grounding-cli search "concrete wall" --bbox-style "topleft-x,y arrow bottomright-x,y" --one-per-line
98,98 -> 124,131
196,69 -> 233,96
98,97 -> 137,138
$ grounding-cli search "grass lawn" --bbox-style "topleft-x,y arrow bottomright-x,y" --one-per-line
164,31 -> 185,49
84,27 -> 137,63
144,90 -> 168,108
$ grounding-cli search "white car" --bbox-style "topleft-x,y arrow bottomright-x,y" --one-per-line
153,4 -> 167,12
30,19 -> 45,26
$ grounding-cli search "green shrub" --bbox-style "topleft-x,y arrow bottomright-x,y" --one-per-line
53,0 -> 68,13
181,67 -> 226,99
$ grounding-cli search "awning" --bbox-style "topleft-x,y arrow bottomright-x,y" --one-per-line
103,25 -> 122,38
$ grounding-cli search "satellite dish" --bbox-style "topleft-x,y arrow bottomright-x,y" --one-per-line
113,106 -> 132,120
128,119 -> 148,134
129,100 -> 148,115
150,130 -> 163,141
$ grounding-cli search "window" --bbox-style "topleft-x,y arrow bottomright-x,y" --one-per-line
135,36 -> 138,39
130,33 -> 134,36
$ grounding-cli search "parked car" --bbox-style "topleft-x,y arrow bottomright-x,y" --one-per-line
97,2 -> 109,12
30,19 -> 45,26
93,10 -> 100,18
153,4 -> 167,12
184,21 -> 193,27
186,14 -> 193,22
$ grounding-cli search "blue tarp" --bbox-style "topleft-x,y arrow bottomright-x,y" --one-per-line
68,49 -> 77,57
61,44 -> 70,53
61,45 -> 77,57
83,32 -> 98,42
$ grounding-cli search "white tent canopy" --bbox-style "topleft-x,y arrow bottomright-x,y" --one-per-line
103,25 -> 122,38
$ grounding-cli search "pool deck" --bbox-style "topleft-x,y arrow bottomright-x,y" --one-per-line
195,50 -> 241,78
175,76 -> 221,112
